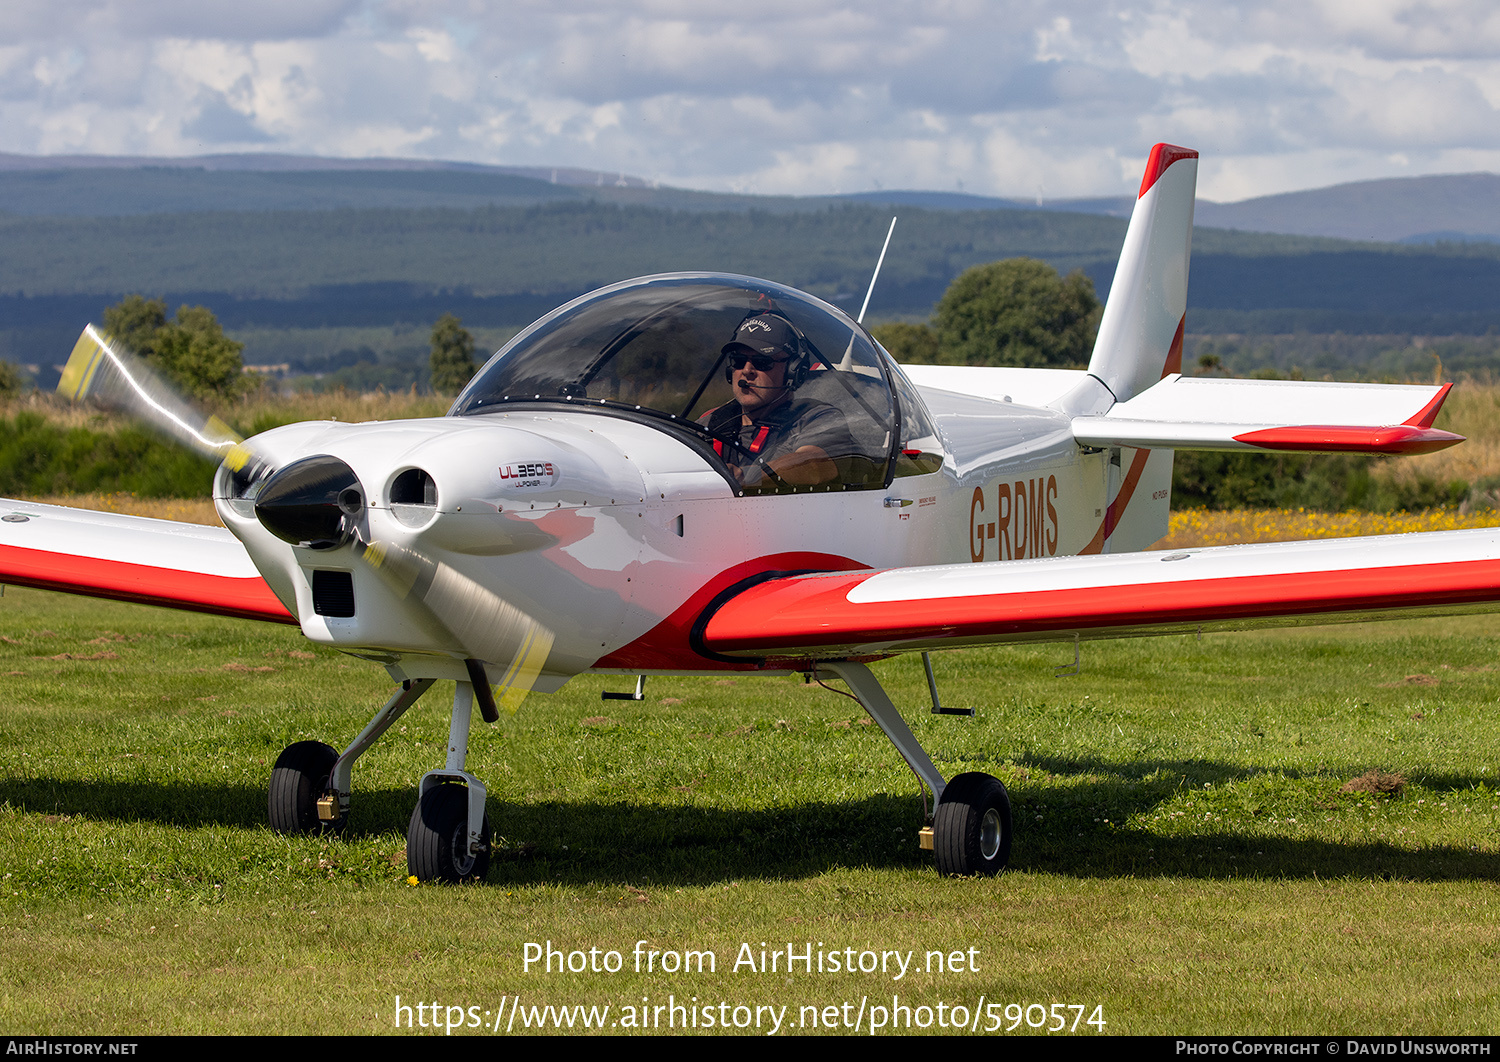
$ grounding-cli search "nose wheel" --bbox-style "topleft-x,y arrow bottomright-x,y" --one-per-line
407,782 -> 491,883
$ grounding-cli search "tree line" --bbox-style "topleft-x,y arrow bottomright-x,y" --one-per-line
56,296 -> 482,402
870,257 -> 1100,368
5,268 -> 1463,513
83,257 -> 1087,405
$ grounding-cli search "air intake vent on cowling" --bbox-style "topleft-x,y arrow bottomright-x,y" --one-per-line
390,467 -> 438,527
311,570 -> 355,617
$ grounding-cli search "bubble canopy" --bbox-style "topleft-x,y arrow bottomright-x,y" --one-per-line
452,274 -> 904,493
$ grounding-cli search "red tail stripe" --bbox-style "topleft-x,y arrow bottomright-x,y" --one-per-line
1162,315 -> 1185,378
1080,447 -> 1153,555
1138,144 -> 1198,198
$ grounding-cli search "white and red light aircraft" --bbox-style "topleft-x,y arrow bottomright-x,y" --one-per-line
3,144 -> 1496,882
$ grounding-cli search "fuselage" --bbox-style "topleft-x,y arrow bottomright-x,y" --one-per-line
215,387 -> 1157,685
213,272 -> 1170,688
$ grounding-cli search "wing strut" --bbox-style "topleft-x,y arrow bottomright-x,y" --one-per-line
817,660 -> 946,802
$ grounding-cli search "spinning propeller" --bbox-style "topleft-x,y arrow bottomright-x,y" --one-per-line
58,325 -> 554,717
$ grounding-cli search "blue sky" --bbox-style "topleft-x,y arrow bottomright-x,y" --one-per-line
3,0 -> 1498,201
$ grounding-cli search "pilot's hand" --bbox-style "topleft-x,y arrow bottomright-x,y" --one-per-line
767,445 -> 836,486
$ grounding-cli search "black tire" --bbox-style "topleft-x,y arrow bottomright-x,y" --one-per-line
268,740 -> 344,834
932,772 -> 1012,877
407,784 -> 491,883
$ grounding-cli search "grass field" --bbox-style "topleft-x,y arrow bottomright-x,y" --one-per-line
1,583 -> 1498,1036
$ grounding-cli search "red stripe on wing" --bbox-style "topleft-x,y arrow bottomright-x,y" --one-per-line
0,543 -> 295,624
701,557 -> 1500,655
593,551 -> 868,671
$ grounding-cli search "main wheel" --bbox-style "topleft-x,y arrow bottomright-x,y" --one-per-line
268,740 -> 344,833
932,772 -> 1012,877
407,784 -> 491,883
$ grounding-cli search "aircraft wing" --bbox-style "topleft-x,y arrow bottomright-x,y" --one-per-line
1071,376 -> 1461,455
0,498 -> 294,624
697,528 -> 1500,660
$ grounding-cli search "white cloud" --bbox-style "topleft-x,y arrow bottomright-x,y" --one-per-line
0,0 -> 1496,200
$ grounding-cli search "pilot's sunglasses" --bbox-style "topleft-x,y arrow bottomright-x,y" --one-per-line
729,353 -> 790,372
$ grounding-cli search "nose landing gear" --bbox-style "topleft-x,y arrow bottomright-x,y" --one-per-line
266,676 -> 493,884
408,782 -> 491,883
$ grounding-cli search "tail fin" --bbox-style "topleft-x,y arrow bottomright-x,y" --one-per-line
1087,144 -> 1197,405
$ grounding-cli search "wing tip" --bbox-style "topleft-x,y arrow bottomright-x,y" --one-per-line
1405,382 -> 1453,429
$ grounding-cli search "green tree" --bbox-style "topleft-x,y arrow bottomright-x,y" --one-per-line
932,258 -> 1101,368
0,360 -> 28,397
102,294 -> 167,358
429,313 -> 477,395
102,295 -> 245,401
869,321 -> 939,364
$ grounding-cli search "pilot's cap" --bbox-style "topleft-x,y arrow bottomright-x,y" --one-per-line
723,314 -> 798,360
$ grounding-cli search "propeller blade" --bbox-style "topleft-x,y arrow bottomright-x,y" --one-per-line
352,535 -> 555,715
58,325 -> 244,462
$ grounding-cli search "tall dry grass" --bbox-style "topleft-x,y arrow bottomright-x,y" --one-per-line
0,386 -> 447,437
237,387 -> 450,428
1379,380 -> 1500,499
19,492 -> 222,526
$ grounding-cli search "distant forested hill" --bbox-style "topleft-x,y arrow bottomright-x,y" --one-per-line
3,199 -> 1495,333
4,166 -> 1500,386
0,167 -> 585,216
1194,173 -> 1500,244
0,200 -> 1137,310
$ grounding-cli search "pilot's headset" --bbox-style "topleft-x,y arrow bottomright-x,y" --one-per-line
721,312 -> 811,390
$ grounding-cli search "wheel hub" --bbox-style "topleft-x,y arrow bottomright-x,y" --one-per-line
980,808 -> 1001,861
451,830 -> 477,876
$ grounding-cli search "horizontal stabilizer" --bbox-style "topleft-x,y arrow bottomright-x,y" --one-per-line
899,364 -> 1091,409
1071,375 -> 1461,455
699,528 -> 1500,659
0,499 -> 293,623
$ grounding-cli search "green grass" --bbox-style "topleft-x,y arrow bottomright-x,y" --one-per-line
1,587 -> 1498,1034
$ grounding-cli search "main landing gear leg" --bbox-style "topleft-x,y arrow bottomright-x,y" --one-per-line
818,660 -> 1012,877
268,677 -> 436,835
406,680 -> 491,883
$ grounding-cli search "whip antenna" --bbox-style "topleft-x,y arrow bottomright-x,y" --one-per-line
857,216 -> 897,324
839,216 -> 898,371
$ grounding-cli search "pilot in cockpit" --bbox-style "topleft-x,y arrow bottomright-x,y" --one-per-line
699,313 -> 857,489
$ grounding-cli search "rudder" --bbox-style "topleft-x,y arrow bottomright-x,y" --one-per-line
1087,144 -> 1197,405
